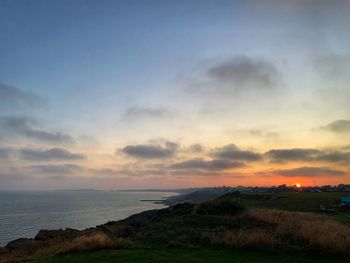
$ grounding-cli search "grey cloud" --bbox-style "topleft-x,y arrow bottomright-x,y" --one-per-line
169,169 -> 246,178
266,148 -> 350,163
89,167 -> 167,177
321,120 -> 350,133
274,166 -> 346,177
170,158 -> 245,171
124,107 -> 172,119
265,148 -> 320,162
0,83 -> 46,111
211,144 -> 262,161
122,141 -> 178,159
30,164 -> 83,174
189,144 -> 204,153
20,148 -> 86,161
206,56 -> 282,92
317,151 -> 350,163
0,116 -> 75,144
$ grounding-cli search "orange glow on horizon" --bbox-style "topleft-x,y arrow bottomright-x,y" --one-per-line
296,183 -> 301,188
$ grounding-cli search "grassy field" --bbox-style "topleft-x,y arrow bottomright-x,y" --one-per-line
239,192 -> 350,225
4,191 -> 350,263
37,248 -> 350,263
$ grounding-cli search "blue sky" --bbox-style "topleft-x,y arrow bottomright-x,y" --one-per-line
1,0 -> 350,189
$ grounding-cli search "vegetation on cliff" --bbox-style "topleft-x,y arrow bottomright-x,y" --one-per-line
1,192 -> 350,262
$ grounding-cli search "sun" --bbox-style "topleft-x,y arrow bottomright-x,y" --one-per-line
296,183 -> 301,188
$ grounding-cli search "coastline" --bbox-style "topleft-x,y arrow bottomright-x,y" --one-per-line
0,190 -> 179,248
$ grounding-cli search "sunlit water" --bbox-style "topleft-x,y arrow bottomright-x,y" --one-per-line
0,190 -> 176,246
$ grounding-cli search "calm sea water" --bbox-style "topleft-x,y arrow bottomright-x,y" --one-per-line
0,190 -> 176,246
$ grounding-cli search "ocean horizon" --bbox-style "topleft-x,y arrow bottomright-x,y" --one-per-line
0,190 -> 176,246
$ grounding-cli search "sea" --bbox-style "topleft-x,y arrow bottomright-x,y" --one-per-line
0,190 -> 176,246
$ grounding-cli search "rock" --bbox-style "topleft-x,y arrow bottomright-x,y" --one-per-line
34,228 -> 81,241
81,227 -> 104,236
5,238 -> 35,250
98,223 -> 134,237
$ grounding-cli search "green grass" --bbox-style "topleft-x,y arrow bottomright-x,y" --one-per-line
24,192 -> 350,263
240,192 -> 350,224
37,248 -> 349,263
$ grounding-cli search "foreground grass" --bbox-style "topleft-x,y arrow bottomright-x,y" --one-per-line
241,192 -> 347,212
37,248 -> 350,263
240,192 -> 350,225
4,192 -> 350,262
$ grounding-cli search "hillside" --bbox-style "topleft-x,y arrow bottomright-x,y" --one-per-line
1,192 -> 350,263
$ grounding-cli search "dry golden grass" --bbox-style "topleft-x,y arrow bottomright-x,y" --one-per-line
252,209 -> 350,255
213,209 -> 350,256
0,233 -> 131,263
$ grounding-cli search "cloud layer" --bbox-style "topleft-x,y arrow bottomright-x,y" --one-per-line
265,148 -> 350,163
29,164 -> 83,174
122,141 -> 178,159
20,148 -> 86,161
321,120 -> 350,133
170,158 -> 245,171
0,84 -> 46,111
211,144 -> 262,161
206,56 -> 282,92
123,107 -> 172,119
0,116 -> 75,144
274,167 -> 346,177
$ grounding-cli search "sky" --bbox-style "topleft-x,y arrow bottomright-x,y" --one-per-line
1,0 -> 350,190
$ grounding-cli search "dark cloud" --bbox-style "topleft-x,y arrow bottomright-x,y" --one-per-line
30,164 -> 83,174
265,148 -> 320,162
321,120 -> 350,133
0,83 -> 46,110
273,166 -> 346,177
20,148 -> 86,161
189,144 -> 204,153
0,116 -> 75,144
317,151 -> 350,163
123,107 -> 172,119
122,141 -> 178,159
170,158 -> 245,171
266,148 -> 350,163
206,56 -> 282,92
211,144 -> 262,161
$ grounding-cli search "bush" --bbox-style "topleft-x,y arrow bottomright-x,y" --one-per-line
0,233 -> 132,263
195,199 -> 245,216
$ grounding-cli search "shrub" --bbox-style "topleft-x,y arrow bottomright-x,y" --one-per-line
195,199 -> 245,216
219,229 -> 278,250
0,233 -> 132,263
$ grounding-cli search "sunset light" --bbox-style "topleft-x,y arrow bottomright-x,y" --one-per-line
1,1 -> 350,262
